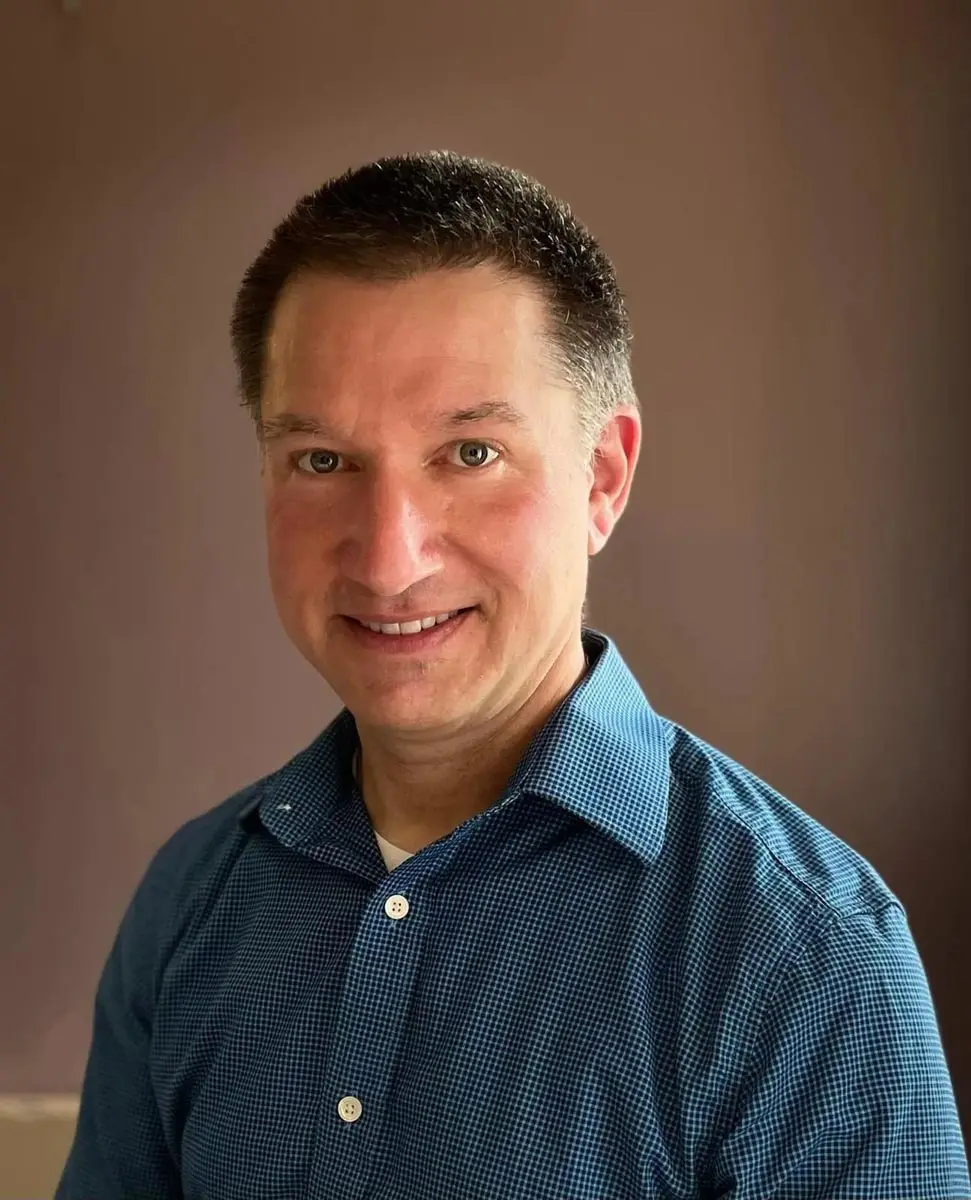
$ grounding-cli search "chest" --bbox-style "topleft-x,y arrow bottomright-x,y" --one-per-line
150,849 -> 703,1199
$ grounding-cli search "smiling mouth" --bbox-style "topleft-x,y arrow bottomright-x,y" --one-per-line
349,608 -> 474,636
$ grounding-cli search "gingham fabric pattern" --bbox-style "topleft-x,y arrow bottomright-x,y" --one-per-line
58,629 -> 970,1199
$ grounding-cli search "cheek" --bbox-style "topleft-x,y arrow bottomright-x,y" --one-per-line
465,482 -> 584,588
264,494 -> 333,583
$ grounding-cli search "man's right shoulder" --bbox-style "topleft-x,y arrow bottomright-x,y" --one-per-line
123,769 -> 279,956
148,767 -> 280,885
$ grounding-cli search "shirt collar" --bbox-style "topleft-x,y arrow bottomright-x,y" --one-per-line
509,628 -> 672,863
242,628 -> 671,864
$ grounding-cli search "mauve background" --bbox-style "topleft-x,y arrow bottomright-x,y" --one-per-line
1,0 -> 968,1133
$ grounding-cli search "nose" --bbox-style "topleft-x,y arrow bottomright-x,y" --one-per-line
339,469 -> 443,599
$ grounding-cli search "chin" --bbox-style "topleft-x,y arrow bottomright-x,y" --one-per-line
346,686 -> 468,732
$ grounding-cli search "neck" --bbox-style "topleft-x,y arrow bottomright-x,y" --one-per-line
356,635 -> 589,854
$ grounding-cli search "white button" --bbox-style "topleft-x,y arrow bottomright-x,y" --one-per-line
384,894 -> 410,920
337,1095 -> 363,1123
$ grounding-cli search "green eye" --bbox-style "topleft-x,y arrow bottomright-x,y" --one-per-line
453,442 -> 499,468
297,449 -> 341,474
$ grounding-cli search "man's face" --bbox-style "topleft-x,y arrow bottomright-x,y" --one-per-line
260,264 -> 632,736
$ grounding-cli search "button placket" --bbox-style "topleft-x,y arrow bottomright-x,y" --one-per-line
332,892 -> 414,1133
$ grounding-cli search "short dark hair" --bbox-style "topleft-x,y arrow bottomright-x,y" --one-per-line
230,150 -> 636,450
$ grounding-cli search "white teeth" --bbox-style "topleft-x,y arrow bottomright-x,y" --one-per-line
360,611 -> 460,636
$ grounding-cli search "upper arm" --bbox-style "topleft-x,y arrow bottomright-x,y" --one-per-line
708,903 -> 971,1200
56,863 -> 184,1199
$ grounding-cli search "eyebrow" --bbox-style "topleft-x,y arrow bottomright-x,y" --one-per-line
257,400 -> 527,445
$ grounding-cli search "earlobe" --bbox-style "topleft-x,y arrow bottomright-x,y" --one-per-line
587,491 -> 613,557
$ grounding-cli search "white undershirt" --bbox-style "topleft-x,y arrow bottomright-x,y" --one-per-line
374,831 -> 414,871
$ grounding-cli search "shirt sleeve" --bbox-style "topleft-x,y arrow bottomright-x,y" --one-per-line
55,857 -> 184,1199
708,901 -> 971,1200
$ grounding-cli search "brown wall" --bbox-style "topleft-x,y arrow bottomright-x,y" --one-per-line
2,0 -> 968,1140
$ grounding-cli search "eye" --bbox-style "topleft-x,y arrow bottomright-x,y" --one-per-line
295,449 -> 342,475
448,441 -> 500,469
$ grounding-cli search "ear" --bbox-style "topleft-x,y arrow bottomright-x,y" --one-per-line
587,405 -> 641,557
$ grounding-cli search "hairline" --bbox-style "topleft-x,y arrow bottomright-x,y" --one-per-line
259,261 -> 611,452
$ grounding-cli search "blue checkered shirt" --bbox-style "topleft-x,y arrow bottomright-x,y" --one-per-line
58,629 -> 970,1199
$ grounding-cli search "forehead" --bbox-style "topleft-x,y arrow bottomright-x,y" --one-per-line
263,266 -> 559,417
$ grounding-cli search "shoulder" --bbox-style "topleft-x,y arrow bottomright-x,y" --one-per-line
113,772 -> 278,986
641,718 -> 907,1057
649,726 -> 971,1190
141,781 -> 266,900
661,719 -> 899,922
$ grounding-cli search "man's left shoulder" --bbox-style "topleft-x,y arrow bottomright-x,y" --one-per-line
662,721 -> 900,925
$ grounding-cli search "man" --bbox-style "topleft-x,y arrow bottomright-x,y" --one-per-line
58,151 -> 969,1199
